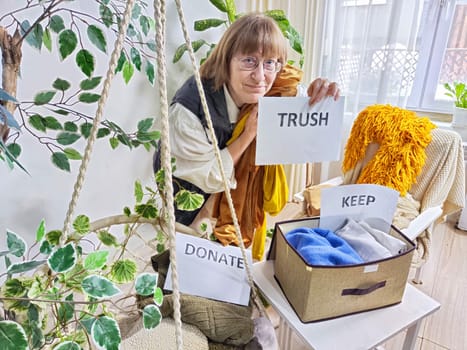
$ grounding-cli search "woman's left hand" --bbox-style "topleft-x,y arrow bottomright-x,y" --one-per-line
307,78 -> 340,106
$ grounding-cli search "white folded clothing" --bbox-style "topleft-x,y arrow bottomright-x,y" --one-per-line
358,220 -> 407,255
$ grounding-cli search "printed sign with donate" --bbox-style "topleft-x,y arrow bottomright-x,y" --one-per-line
255,96 -> 345,165
319,184 -> 399,233
164,232 -> 252,306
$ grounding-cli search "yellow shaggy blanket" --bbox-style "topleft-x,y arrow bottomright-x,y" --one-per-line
342,104 -> 436,196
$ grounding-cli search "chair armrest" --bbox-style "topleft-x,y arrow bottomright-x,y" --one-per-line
401,205 -> 443,241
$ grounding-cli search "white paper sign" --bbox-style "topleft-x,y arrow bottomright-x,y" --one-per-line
255,96 -> 345,165
319,184 -> 399,233
164,233 -> 252,306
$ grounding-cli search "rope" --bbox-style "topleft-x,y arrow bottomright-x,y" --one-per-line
60,0 -> 136,243
153,0 -> 183,348
172,0 -> 266,317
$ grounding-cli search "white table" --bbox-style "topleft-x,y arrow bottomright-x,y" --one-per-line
252,261 -> 440,350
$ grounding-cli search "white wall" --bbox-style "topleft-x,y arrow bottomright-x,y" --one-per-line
0,1 -> 242,251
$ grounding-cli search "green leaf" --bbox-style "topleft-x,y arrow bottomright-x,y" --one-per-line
0,321 -> 28,350
79,93 -> 101,103
134,180 -> 144,203
135,273 -> 158,296
48,243 -> 76,273
91,316 -> 121,350
97,128 -> 110,138
109,137 -> 119,149
97,230 -> 119,247
123,207 -> 131,216
64,147 -> 82,160
145,61 -> 155,85
137,118 -> 153,132
50,15 -> 65,33
173,43 -> 188,63
73,215 -> 90,234
59,29 -> 78,60
84,251 -> 109,270
57,132 -> 81,145
54,341 -> 81,350
225,0 -> 237,23
29,323 -> 45,349
146,39 -> 156,52
80,76 -> 102,90
134,203 -> 158,219
100,4 -> 114,27
175,189 -> 205,211
209,0 -> 227,12
194,18 -> 226,31
34,91 -> 56,105
130,47 -> 142,71
43,28 -> 52,51
154,286 -> 163,306
64,121 -> 78,132
46,230 -> 62,245
7,230 -> 27,257
136,130 -> 160,142
140,16 -> 150,36
80,123 -> 92,138
7,260 -> 47,275
52,152 -> 70,171
3,278 -> 27,297
44,116 -> 63,130
28,114 -> 46,131
6,143 -> 21,159
53,108 -> 69,116
122,61 -> 134,84
36,219 -> 46,241
57,294 -> 74,323
76,49 -> 95,77
52,77 -> 71,91
109,259 -> 137,283
82,275 -> 121,298
87,25 -> 107,53
115,52 -> 127,73
39,240 -> 53,255
143,304 -> 162,329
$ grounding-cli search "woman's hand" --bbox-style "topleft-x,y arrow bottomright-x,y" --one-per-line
307,78 -> 340,106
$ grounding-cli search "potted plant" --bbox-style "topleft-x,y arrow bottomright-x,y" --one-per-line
444,81 -> 467,130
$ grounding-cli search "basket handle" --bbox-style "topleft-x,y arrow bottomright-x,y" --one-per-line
341,281 -> 386,296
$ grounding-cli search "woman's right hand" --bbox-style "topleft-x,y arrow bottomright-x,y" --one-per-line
243,105 -> 258,141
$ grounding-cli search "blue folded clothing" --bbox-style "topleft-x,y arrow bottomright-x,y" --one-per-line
285,227 -> 364,266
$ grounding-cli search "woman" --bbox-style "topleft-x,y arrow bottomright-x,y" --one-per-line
155,13 -> 340,260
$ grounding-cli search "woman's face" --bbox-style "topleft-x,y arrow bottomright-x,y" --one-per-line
227,52 -> 279,107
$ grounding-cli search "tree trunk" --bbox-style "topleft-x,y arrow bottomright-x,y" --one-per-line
0,26 -> 22,142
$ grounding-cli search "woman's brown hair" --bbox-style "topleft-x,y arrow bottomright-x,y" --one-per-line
199,13 -> 288,90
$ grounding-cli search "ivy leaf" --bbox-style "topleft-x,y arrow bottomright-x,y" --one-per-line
48,243 -> 76,273
54,341 -> 81,350
134,180 -> 143,203
97,230 -> 119,247
39,240 -> 53,255
7,231 -> 27,257
135,273 -> 158,296
82,275 -> 121,298
52,77 -> 71,91
145,61 -> 155,85
36,219 -> 46,241
100,4 -> 114,27
43,28 -> 52,51
64,148 -> 82,160
175,189 -> 205,211
87,25 -> 107,53
7,260 -> 47,275
79,93 -> 101,103
57,132 -> 80,145
59,29 -> 78,60
122,61 -> 134,84
194,18 -> 226,31
91,316 -> 121,350
73,215 -> 90,234
34,91 -> 56,105
130,47 -> 142,71
80,76 -> 102,90
76,49 -> 95,78
50,15 -> 65,33
154,286 -> 163,306
143,304 -> 162,329
109,259 -> 137,283
52,152 -> 71,171
46,230 -> 62,245
0,321 -> 28,350
134,203 -> 158,219
84,251 -> 109,270
57,294 -> 74,323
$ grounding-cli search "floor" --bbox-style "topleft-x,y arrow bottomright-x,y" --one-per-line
266,203 -> 467,350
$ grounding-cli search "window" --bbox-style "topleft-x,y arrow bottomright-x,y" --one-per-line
408,0 -> 467,113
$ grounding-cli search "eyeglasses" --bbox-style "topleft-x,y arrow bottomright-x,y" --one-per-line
235,56 -> 282,73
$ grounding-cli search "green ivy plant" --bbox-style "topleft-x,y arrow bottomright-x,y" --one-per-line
172,0 -> 305,68
0,0 -> 159,172
444,81 -> 467,109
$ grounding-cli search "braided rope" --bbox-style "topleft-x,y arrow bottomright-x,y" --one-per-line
153,0 -> 183,348
172,0 -> 265,317
60,0 -> 136,242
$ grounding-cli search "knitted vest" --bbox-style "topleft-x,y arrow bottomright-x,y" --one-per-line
153,76 -> 234,225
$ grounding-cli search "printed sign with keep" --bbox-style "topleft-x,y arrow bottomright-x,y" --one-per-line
164,232 -> 252,306
255,96 -> 345,165
319,184 -> 399,233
